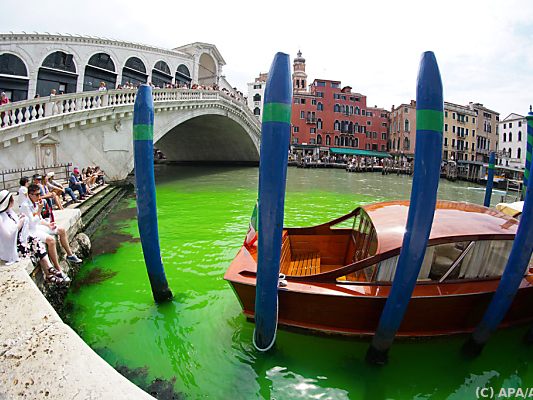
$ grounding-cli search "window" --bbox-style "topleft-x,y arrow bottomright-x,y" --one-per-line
253,84 -> 261,89
452,112 -> 456,120
355,107 -> 360,115
373,132 -> 377,139
310,139 -> 316,144
367,121 -> 371,125
509,132 -> 513,142
316,91 -> 324,98
444,138 -> 448,146
300,111 -> 305,119
361,110 -> 366,116
317,119 -> 323,130
342,95 -> 346,100
404,107 -> 408,113
473,118 -> 476,123
466,128 -> 468,136
453,126 -> 456,133
518,131 -> 522,141
326,135 -> 331,145
253,93 -> 261,102
293,126 -> 299,133
316,81 -> 326,87
334,104 -> 341,112
404,119 -> 410,132
509,122 -> 513,128
317,102 -> 323,111
310,128 -> 316,134
355,138 -> 359,148
445,111 -> 448,118
445,124 -> 448,132
503,132 -> 506,142
293,98 -> 300,104
312,99 -> 317,105
292,137 -> 298,144
301,98 -> 306,104
518,148 -> 522,159
335,136 -> 339,145
317,134 -> 322,144
253,107 -> 260,116
452,139 -> 456,147
331,82 -> 340,88
382,133 -> 386,140
334,120 -> 340,130
473,130 -> 475,137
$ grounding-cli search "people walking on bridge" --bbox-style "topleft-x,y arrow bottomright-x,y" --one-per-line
20,184 -> 82,279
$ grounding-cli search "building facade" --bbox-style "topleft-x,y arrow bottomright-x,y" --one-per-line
499,113 -> 527,169
0,33 -> 226,101
443,102 -> 477,162
289,52 -> 388,155
389,101 -> 416,157
246,73 -> 267,119
470,102 -> 499,163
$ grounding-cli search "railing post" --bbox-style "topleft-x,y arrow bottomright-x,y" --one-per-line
44,99 -> 55,116
101,93 -> 109,107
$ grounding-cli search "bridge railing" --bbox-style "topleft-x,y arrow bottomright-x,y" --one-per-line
0,88 -> 260,131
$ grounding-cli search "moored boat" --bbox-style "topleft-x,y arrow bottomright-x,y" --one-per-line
224,200 -> 533,337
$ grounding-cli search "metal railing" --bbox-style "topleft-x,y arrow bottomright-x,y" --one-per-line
0,163 -> 72,191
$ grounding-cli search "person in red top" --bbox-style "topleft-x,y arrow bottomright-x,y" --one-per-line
0,92 -> 9,105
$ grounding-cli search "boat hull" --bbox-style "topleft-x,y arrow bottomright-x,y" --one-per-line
227,278 -> 533,337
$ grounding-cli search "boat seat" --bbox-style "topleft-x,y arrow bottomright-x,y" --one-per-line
279,234 -> 321,276
288,252 -> 321,276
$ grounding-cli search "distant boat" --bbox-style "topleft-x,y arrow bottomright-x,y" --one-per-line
225,201 -> 533,337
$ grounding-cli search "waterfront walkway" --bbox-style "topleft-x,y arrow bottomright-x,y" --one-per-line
0,208 -> 154,399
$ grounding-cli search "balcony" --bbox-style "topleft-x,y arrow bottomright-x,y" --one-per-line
306,117 -> 317,124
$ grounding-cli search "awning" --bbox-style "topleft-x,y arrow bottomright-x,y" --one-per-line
329,148 -> 391,158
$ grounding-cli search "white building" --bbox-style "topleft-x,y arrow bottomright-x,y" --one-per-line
247,72 -> 267,119
0,33 -> 227,101
499,113 -> 527,169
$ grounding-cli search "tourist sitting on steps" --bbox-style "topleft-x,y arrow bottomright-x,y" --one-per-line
69,167 -> 87,200
20,184 -> 82,279
0,190 -> 66,284
46,171 -> 79,204
18,176 -> 30,199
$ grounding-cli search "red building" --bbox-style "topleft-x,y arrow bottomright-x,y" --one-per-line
290,52 -> 389,157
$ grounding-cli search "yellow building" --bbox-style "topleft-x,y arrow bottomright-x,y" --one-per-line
443,102 -> 477,162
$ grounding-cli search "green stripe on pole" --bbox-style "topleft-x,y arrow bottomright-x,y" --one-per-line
489,162 -> 495,170
133,124 -> 154,141
262,103 -> 291,124
416,109 -> 443,132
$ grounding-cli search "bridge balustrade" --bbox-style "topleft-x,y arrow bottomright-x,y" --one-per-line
0,89 -> 260,132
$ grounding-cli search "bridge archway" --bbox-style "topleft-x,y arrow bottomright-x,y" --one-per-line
198,53 -> 217,86
154,114 -> 259,164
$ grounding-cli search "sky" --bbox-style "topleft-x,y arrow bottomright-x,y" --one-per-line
5,0 -> 533,119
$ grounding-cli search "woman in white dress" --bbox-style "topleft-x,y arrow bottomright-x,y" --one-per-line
0,190 -> 65,283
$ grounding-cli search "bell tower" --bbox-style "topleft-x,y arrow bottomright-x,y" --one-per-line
292,50 -> 308,94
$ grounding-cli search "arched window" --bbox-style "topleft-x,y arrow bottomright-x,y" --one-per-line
335,136 -> 339,145
517,148 -> 521,159
175,64 -> 191,85
334,104 -> 340,112
355,138 -> 359,148
334,120 -> 340,130
518,131 -> 522,141
350,106 -> 353,114
152,60 -> 172,87
122,57 -> 147,86
508,148 -> 512,157
509,132 -> 513,142
253,93 -> 261,102
84,53 -> 116,91
355,107 -> 360,115
503,132 -> 507,142
317,102 -> 323,111
349,122 -> 353,134
355,123 -> 359,133
317,118 -> 323,130
326,135 -> 331,145
253,107 -> 261,116
404,119 -> 410,132
404,137 -> 410,150
502,148 -> 506,156
317,134 -> 322,144
0,53 -> 29,101
38,51 -> 78,96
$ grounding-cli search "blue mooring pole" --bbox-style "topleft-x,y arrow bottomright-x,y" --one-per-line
366,51 -> 443,364
484,152 -> 496,207
253,52 -> 292,352
463,149 -> 533,356
133,85 -> 173,303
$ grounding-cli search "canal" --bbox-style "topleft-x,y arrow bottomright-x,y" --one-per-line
64,165 -> 532,399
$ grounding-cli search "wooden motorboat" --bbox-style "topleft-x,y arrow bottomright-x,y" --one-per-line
224,200 -> 533,337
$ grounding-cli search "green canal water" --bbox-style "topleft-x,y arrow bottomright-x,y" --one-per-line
64,166 -> 533,399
